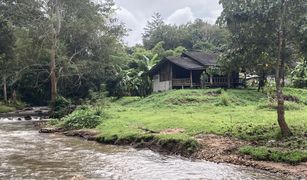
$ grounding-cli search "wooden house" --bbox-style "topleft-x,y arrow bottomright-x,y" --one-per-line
149,52 -> 240,92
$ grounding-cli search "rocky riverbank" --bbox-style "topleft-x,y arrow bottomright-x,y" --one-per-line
0,107 -> 50,119
39,127 -> 307,178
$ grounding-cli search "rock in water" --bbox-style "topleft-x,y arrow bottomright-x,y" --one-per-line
39,128 -> 61,133
24,116 -> 32,120
23,107 -> 34,111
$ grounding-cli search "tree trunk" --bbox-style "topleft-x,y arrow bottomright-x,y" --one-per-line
3,75 -> 7,102
12,89 -> 17,103
50,34 -> 57,103
281,37 -> 286,87
50,0 -> 61,104
275,0 -> 292,137
244,72 -> 247,88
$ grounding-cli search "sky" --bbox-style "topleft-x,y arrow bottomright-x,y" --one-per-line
113,0 -> 222,46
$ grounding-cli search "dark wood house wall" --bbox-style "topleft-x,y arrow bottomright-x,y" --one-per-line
159,62 -> 172,82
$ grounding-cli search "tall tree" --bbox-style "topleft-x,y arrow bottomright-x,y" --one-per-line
218,0 -> 305,137
48,0 -> 62,104
0,16 -> 15,102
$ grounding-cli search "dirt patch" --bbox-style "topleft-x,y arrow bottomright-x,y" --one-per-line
160,128 -> 185,135
193,134 -> 307,177
194,134 -> 246,161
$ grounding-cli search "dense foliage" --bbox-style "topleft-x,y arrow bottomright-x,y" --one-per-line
143,13 -> 228,53
0,0 -> 126,105
60,107 -> 102,130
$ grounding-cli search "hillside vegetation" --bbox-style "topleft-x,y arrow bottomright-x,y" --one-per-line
56,88 -> 307,163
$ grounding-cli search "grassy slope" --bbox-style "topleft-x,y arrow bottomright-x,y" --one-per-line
98,88 -> 307,142
94,88 -> 307,163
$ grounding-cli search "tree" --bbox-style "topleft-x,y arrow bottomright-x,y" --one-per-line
0,16 -> 15,102
143,13 -> 165,49
48,0 -> 62,104
0,0 -> 126,105
143,15 -> 227,52
218,0 -> 305,137
275,0 -> 291,137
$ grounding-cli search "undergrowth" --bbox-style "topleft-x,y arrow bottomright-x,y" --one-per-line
240,146 -> 307,164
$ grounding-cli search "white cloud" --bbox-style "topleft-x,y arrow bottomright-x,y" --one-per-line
115,6 -> 145,45
166,7 -> 195,25
113,0 -> 223,46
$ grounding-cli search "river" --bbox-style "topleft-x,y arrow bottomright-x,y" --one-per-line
0,119 -> 289,180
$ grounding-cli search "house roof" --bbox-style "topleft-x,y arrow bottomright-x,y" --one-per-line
183,52 -> 218,66
167,57 -> 205,70
149,51 -> 219,75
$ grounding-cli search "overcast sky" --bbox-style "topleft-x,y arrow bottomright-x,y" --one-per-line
113,0 -> 222,46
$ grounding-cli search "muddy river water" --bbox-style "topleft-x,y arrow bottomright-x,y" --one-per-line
0,119 -> 290,180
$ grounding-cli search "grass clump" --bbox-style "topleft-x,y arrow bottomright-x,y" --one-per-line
0,101 -> 25,113
257,101 -> 302,111
59,107 -> 103,130
216,90 -> 231,106
0,104 -> 15,113
240,146 -> 307,164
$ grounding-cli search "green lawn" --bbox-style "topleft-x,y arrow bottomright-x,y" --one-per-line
97,88 -> 307,144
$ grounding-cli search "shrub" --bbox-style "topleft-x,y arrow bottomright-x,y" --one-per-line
61,108 -> 102,130
53,96 -> 71,111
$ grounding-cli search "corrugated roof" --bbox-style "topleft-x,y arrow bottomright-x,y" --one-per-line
183,52 -> 218,66
149,51 -> 218,75
167,57 -> 204,70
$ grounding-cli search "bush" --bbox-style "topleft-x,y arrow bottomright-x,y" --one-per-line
60,108 -> 102,130
50,96 -> 72,118
240,146 -> 307,164
53,96 -> 71,111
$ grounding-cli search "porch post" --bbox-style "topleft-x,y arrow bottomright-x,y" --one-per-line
210,75 -> 213,85
190,71 -> 193,88
227,72 -> 231,88
170,64 -> 173,90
